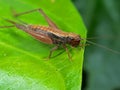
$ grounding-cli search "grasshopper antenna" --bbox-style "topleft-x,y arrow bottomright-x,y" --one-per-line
86,40 -> 120,55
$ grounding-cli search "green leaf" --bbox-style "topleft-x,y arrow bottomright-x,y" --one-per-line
0,0 -> 86,90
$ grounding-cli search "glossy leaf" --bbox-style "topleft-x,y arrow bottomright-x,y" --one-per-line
0,0 -> 86,90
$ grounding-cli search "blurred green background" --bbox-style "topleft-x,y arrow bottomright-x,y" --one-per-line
73,0 -> 120,90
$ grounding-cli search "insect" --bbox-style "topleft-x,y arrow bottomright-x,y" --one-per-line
0,9 -> 83,60
0,9 -> 120,60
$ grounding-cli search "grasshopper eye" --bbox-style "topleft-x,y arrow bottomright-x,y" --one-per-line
68,37 -> 80,47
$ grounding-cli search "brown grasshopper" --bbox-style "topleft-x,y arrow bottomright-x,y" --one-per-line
1,9 -> 82,60
1,8 -> 120,60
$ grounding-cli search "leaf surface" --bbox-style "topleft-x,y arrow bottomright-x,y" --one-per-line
0,0 -> 86,90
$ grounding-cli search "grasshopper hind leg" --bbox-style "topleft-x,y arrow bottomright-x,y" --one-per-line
13,8 -> 59,29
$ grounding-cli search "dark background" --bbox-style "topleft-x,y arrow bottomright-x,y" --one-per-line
73,0 -> 120,90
